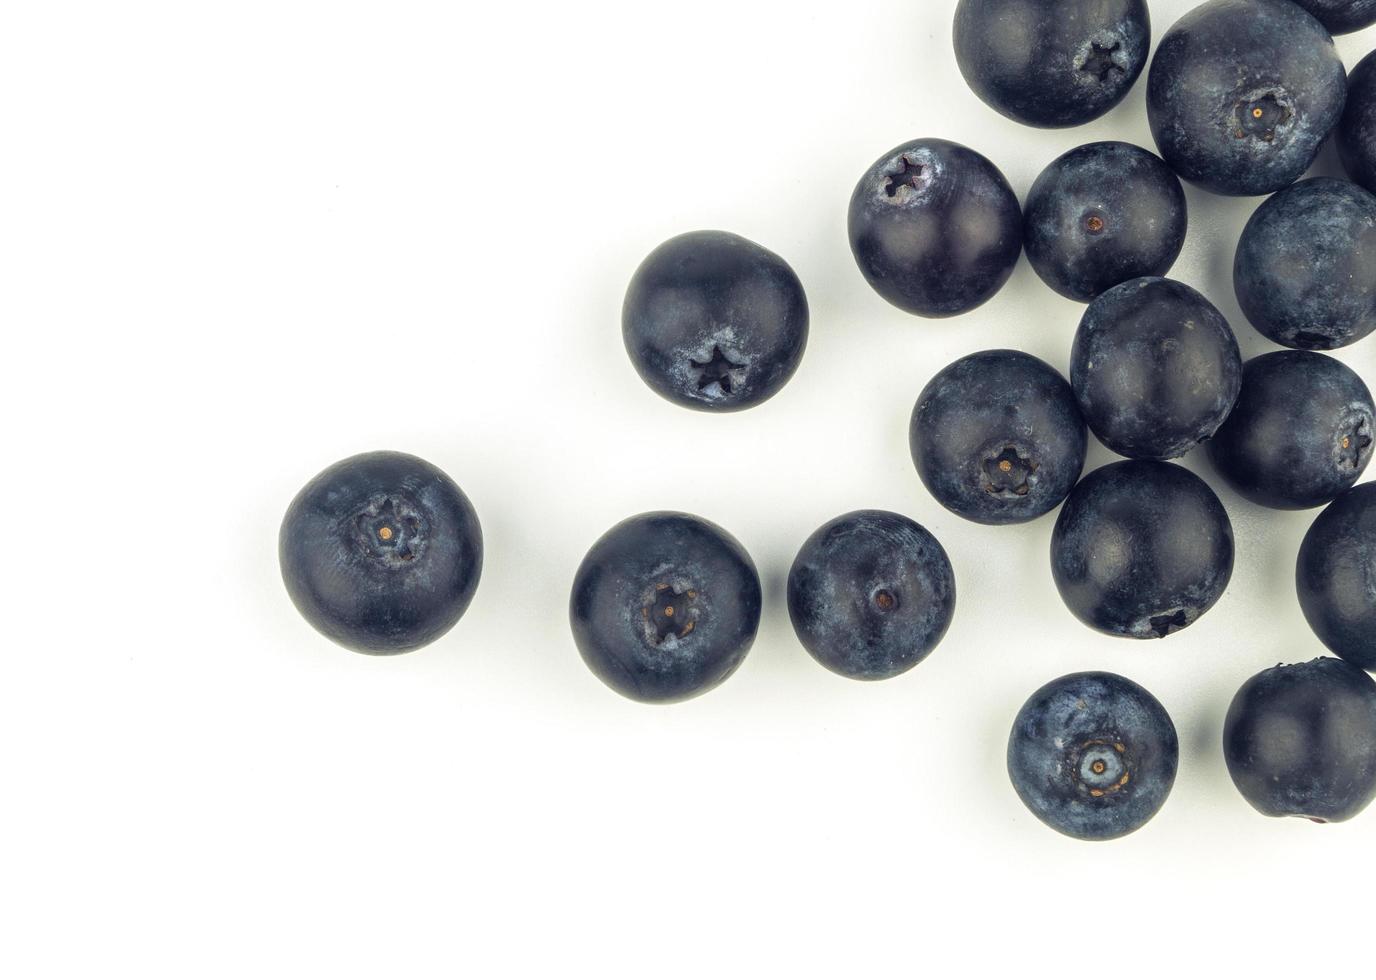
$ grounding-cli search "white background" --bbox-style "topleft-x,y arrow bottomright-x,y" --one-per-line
4,1 -> 1376,976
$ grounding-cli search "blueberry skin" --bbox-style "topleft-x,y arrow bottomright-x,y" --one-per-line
952,0 -> 1150,129
787,511 -> 956,681
848,139 -> 1022,318
279,452 -> 483,655
1051,460 -> 1235,639
1291,0 -> 1376,34
1234,178 -> 1376,351
569,512 -> 761,704
1224,658 -> 1376,822
1008,672 -> 1178,841
1207,352 -> 1374,510
622,231 -> 808,412
1024,142 -> 1187,303
911,350 -> 1087,525
1071,278 -> 1242,460
1146,0 -> 1347,197
1298,484 -> 1376,670
1341,52 -> 1376,195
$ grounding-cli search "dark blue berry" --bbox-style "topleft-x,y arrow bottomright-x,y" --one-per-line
1291,0 -> 1376,33
787,511 -> 956,681
1341,51 -> 1376,195
279,452 -> 483,655
622,231 -> 808,412
1298,484 -> 1376,671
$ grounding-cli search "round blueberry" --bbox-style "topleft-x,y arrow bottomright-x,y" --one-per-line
1071,277 -> 1242,460
787,511 -> 956,681
1290,0 -> 1376,34
569,512 -> 761,704
847,138 -> 1022,318
1008,671 -> 1178,841
1224,658 -> 1376,822
279,451 -> 483,655
622,231 -> 809,412
1207,351 -> 1374,510
911,350 -> 1087,525
1024,142 -> 1187,303
1298,484 -> 1376,671
1051,460 -> 1235,639
1146,0 -> 1347,197
952,0 -> 1150,129
1340,51 -> 1376,195
1234,178 -> 1376,351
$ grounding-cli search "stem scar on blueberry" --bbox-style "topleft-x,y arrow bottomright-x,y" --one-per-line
883,155 -> 929,199
690,346 -> 746,395
378,526 -> 394,541
1084,212 -> 1106,235
873,589 -> 898,612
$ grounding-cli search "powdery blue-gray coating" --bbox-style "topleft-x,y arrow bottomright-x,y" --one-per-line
1051,460 -> 1235,639
1146,0 -> 1347,197
279,451 -> 484,655
1234,178 -> 1376,351
1008,671 -> 1179,841
847,138 -> 1023,318
911,349 -> 1087,525
622,231 -> 809,412
1291,0 -> 1376,33
1340,52 -> 1376,194
786,511 -> 956,681
1207,351 -> 1374,510
569,512 -> 761,704
952,0 -> 1150,129
1223,658 -> 1376,821
1024,141 -> 1187,303
1298,484 -> 1376,671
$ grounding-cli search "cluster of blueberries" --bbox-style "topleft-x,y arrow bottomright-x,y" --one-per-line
279,0 -> 1376,841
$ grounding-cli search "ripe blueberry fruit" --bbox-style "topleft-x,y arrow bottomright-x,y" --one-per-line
1008,671 -> 1178,841
1290,0 -> 1376,34
1071,278 -> 1242,461
787,511 -> 956,681
1051,460 -> 1234,639
1024,142 -> 1187,303
1146,0 -> 1346,197
911,350 -> 1086,525
622,231 -> 809,412
952,0 -> 1150,129
1224,658 -> 1376,822
279,451 -> 483,655
569,512 -> 761,704
1297,484 -> 1376,671
1341,52 -> 1376,195
848,138 -> 1022,318
1207,352 -> 1374,510
1234,178 -> 1376,351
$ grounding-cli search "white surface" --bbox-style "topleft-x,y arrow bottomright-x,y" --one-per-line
4,1 -> 1376,976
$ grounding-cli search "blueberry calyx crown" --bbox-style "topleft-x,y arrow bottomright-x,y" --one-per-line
1338,417 -> 1373,470
1078,41 -> 1126,83
690,346 -> 747,396
1234,94 -> 1291,143
982,446 -> 1037,498
352,492 -> 427,568
882,155 -> 931,201
643,582 -> 700,645
1148,609 -> 1189,638
1072,738 -> 1133,799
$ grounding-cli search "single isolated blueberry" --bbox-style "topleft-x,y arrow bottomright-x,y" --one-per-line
1291,0 -> 1376,34
1146,0 -> 1347,197
1224,658 -> 1376,822
1341,51 -> 1376,194
1234,178 -> 1376,351
279,451 -> 483,655
1297,484 -> 1376,671
952,0 -> 1150,129
911,350 -> 1087,525
1051,460 -> 1235,639
1207,351 -> 1374,510
1024,141 -> 1187,303
848,138 -> 1022,318
622,231 -> 809,412
1071,278 -> 1242,460
1008,671 -> 1179,841
569,512 -> 761,704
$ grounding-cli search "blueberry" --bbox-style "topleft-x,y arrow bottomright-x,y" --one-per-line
1051,460 -> 1235,639
1233,178 -> 1376,351
1071,278 -> 1242,460
1297,484 -> 1376,671
1207,352 -> 1374,510
911,350 -> 1087,525
787,511 -> 956,681
1291,0 -> 1376,34
1008,672 -> 1178,841
569,512 -> 761,703
952,0 -> 1150,129
1341,51 -> 1376,195
1146,0 -> 1347,197
622,231 -> 808,412
848,139 -> 1022,318
1024,142 -> 1187,303
279,452 -> 483,655
1224,658 -> 1376,822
